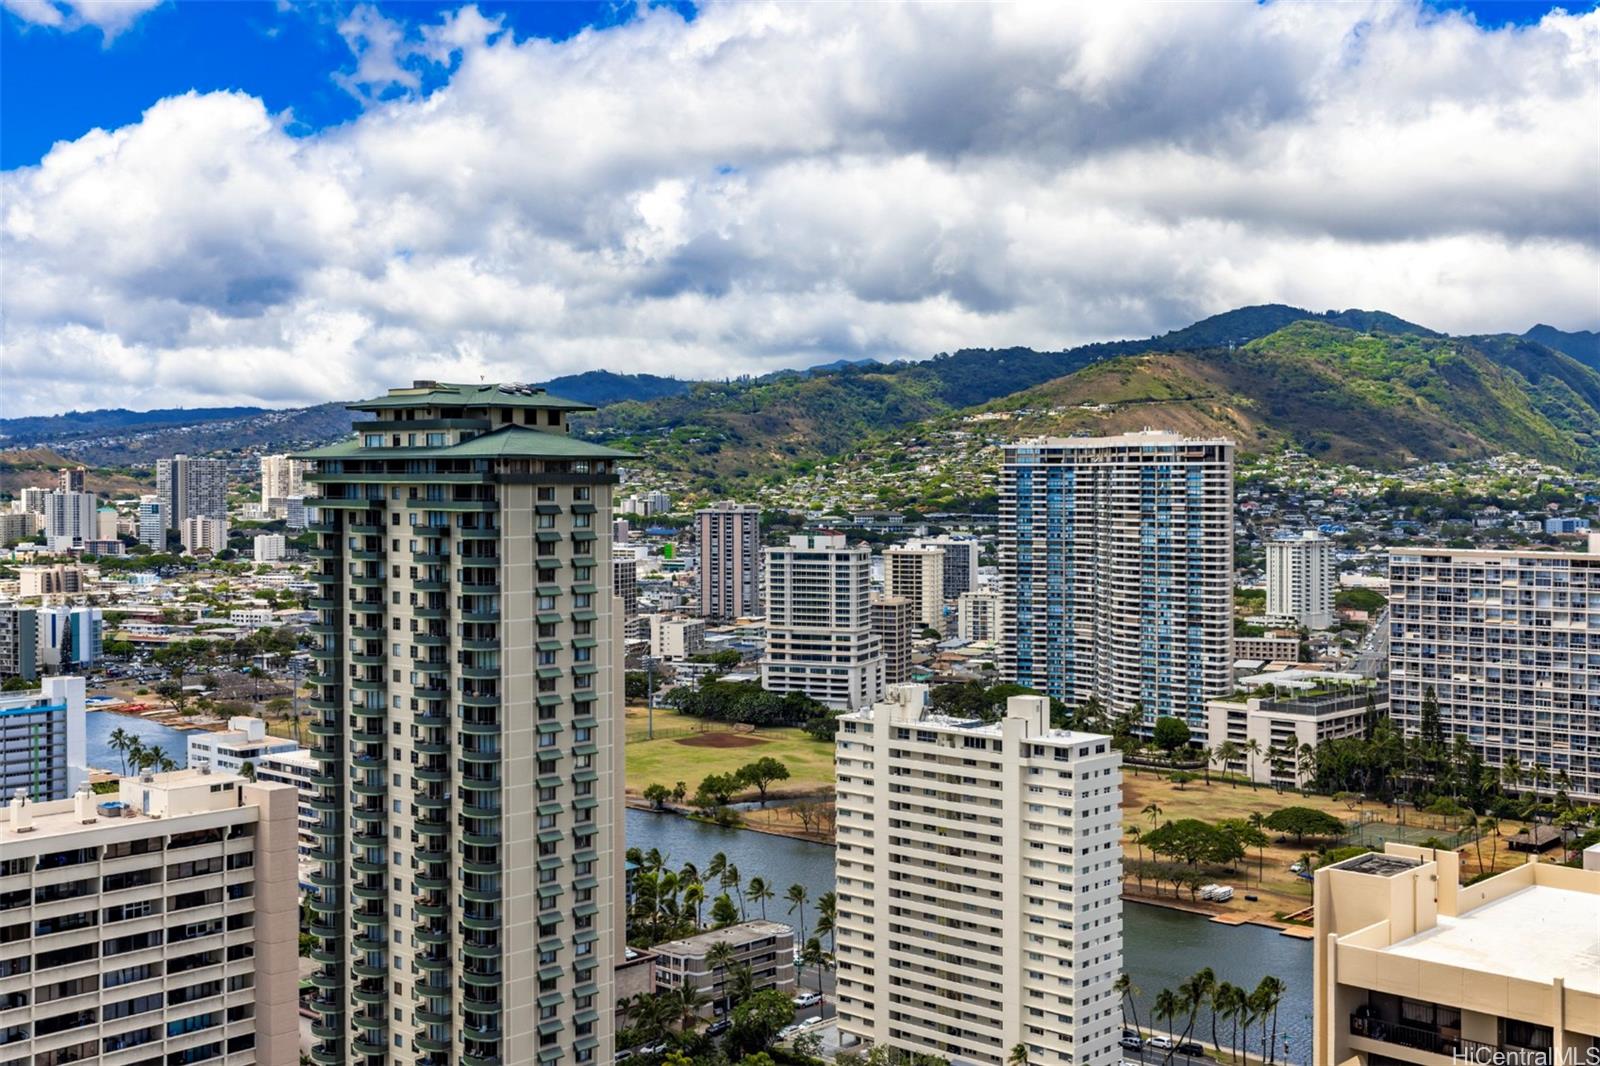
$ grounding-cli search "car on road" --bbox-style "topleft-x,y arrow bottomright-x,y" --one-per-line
1147,1035 -> 1174,1051
792,992 -> 822,1008
1119,1034 -> 1143,1051
778,1024 -> 807,1041
705,1019 -> 731,1037
1176,1041 -> 1205,1056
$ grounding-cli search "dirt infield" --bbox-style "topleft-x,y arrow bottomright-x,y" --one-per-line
675,732 -> 768,749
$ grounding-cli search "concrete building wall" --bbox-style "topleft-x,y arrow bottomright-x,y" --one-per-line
697,502 -> 761,620
1267,532 -> 1335,629
762,533 -> 883,710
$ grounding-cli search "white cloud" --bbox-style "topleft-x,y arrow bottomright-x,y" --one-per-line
3,0 -> 1598,415
3,0 -> 162,39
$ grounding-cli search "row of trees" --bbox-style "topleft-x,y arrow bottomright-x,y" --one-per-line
1119,968 -> 1292,1065
665,679 -> 830,729
104,727 -> 178,776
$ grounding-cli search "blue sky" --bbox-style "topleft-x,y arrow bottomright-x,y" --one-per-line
0,0 -> 1574,170
3,0 -> 1596,415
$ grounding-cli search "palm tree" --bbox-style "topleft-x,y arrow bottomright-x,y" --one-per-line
706,851 -> 728,886
1482,817 -> 1500,875
1252,976 -> 1286,1063
126,738 -> 146,776
705,940 -> 737,1015
815,891 -> 838,955
1197,745 -> 1213,786
747,876 -> 774,920
683,880 -> 705,930
1114,973 -> 1142,1039
785,884 -> 810,945
1212,981 -> 1240,1062
1129,826 -> 1145,891
1297,743 -> 1316,793
1245,739 -> 1262,790
1143,802 -> 1164,830
722,863 -> 745,919
1501,754 -> 1524,799
108,726 -> 131,776
1215,741 -> 1241,788
670,984 -> 707,1032
1153,989 -> 1181,1066
1248,811 -> 1268,884
1008,1043 -> 1029,1066
1185,968 -> 1216,1060
799,936 -> 829,999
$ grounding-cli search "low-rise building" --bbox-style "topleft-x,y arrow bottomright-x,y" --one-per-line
36,605 -> 103,672
1235,631 -> 1301,663
1315,844 -> 1600,1065
181,516 -> 229,555
228,608 -> 276,629
18,564 -> 84,599
650,920 -> 796,1018
0,770 -> 301,1066
0,675 -> 87,800
186,718 -> 316,858
252,534 -> 287,563
1205,677 -> 1378,787
649,616 -> 706,661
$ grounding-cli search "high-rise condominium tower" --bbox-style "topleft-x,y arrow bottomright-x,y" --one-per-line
910,535 -> 981,598
156,454 -> 228,530
869,595 -> 913,685
835,685 -> 1124,1066
762,533 -> 882,709
42,490 -> 95,547
1000,432 -> 1234,733
261,454 -> 309,514
1267,530 -> 1335,629
883,545 -> 945,631
296,381 -> 630,1066
58,465 -> 86,493
1389,538 -> 1600,800
696,501 -> 761,620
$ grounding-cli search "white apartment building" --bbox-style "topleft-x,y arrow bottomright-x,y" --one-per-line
136,496 -> 165,550
180,517 -> 229,556
1001,432 -> 1234,736
884,545 -> 946,631
281,496 -> 307,530
649,616 -> 706,661
835,685 -> 1123,1066
697,501 -> 762,620
259,455 -> 307,514
1389,538 -> 1600,800
43,491 -> 95,549
958,589 -> 1003,643
20,487 -> 50,514
0,771 -> 301,1066
650,920 -> 796,1019
187,717 -> 317,858
0,676 -> 87,800
252,534 -> 287,563
1267,531 -> 1335,629
762,533 -> 883,710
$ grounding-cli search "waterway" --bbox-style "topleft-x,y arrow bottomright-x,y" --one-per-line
86,711 -> 193,775
624,807 -> 1314,1064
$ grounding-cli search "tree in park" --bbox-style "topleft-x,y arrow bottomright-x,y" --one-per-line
1152,716 -> 1192,758
695,772 -> 740,807
1263,805 -> 1345,844
642,783 -> 672,810
736,756 -> 791,805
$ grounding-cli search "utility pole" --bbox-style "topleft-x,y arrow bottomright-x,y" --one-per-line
646,656 -> 655,740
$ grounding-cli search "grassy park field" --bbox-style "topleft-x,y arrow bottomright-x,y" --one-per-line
622,704 -> 836,800
1120,767 -> 1529,919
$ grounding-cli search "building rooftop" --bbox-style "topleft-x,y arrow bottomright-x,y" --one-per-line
296,424 -> 636,462
1383,884 -> 1600,994
1331,852 -> 1419,878
650,919 -> 795,955
1010,430 -> 1236,449
350,380 -> 596,412
0,769 -> 269,843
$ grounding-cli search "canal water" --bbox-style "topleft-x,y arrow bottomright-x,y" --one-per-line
625,807 -> 1314,1064
86,711 -> 193,775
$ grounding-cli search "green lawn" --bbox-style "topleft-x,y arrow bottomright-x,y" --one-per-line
623,707 -> 835,798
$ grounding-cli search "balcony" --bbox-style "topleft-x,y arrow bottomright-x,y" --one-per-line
1349,1014 -> 1496,1060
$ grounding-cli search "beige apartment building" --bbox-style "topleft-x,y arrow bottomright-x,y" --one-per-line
835,685 -> 1124,1066
0,770 -> 300,1066
18,565 -> 84,600
650,920 -> 796,1019
1315,843 -> 1599,1065
870,595 -> 913,686
697,501 -> 762,620
884,545 -> 945,631
958,589 -> 1002,643
295,380 -> 628,1066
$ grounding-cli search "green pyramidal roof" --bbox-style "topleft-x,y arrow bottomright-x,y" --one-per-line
295,425 -> 636,462
350,380 -> 596,412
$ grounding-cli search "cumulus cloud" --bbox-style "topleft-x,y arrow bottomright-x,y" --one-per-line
3,0 -> 1598,415
3,0 -> 162,39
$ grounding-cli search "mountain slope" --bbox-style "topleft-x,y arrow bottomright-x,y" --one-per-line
1523,324 -> 1600,372
978,323 -> 1600,470
536,370 -> 691,406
